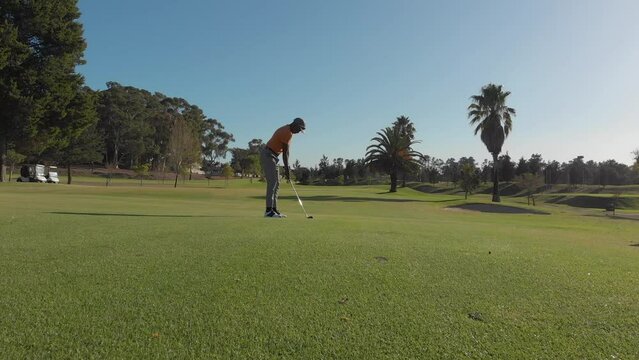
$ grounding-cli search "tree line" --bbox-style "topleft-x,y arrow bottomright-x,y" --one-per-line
419,153 -> 638,187
0,1 -> 234,185
2,2 -> 637,194
238,130 -> 635,195
358,85 -> 639,199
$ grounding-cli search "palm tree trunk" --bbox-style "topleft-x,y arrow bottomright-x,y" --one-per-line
390,171 -> 398,192
492,153 -> 501,202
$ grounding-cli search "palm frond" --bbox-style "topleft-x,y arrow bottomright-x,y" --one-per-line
467,84 -> 516,153
473,123 -> 482,135
364,126 -> 423,173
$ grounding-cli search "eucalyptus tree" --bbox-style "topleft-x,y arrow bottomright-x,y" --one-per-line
168,115 -> 200,188
201,118 -> 234,165
468,84 -> 516,202
97,83 -> 153,168
365,127 -> 422,193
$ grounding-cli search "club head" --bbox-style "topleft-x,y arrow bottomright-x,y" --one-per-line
307,216 -> 314,219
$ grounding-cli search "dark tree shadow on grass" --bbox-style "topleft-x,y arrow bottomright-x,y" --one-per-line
448,203 -> 550,215
250,195 -> 458,203
48,212 -> 235,218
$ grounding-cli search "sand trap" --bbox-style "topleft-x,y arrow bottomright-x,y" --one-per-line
447,203 -> 550,215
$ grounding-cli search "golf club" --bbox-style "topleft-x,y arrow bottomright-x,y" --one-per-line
289,181 -> 313,219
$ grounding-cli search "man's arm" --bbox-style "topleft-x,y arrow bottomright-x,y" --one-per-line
282,143 -> 290,180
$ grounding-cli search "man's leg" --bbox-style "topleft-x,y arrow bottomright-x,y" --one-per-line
261,148 -> 278,210
272,166 -> 280,210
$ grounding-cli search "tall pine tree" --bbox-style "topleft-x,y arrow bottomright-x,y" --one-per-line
0,0 -> 88,181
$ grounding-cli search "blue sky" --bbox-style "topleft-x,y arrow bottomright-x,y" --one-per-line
78,0 -> 639,167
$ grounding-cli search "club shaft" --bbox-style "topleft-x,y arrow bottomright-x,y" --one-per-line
290,181 -> 310,217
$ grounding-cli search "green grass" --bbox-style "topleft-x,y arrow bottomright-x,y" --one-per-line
1,181 -> 638,358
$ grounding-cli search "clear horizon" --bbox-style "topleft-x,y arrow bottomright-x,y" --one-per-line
78,0 -> 639,167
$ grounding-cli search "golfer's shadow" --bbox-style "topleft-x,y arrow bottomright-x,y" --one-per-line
48,212 -> 235,218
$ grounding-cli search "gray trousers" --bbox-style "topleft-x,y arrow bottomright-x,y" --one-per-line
260,147 -> 280,209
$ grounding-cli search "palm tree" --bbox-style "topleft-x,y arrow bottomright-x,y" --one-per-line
393,115 -> 416,140
468,84 -> 516,202
365,127 -> 422,192
392,115 -> 416,187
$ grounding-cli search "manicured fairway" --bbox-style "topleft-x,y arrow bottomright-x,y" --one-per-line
1,181 -> 638,358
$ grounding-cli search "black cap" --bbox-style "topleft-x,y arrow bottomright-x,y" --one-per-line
292,117 -> 306,131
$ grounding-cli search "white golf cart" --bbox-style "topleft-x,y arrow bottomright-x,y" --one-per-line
16,164 -> 48,183
46,166 -> 60,183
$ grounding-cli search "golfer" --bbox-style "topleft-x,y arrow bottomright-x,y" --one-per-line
261,118 -> 306,218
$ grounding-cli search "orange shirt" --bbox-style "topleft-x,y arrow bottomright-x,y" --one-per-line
266,125 -> 293,154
